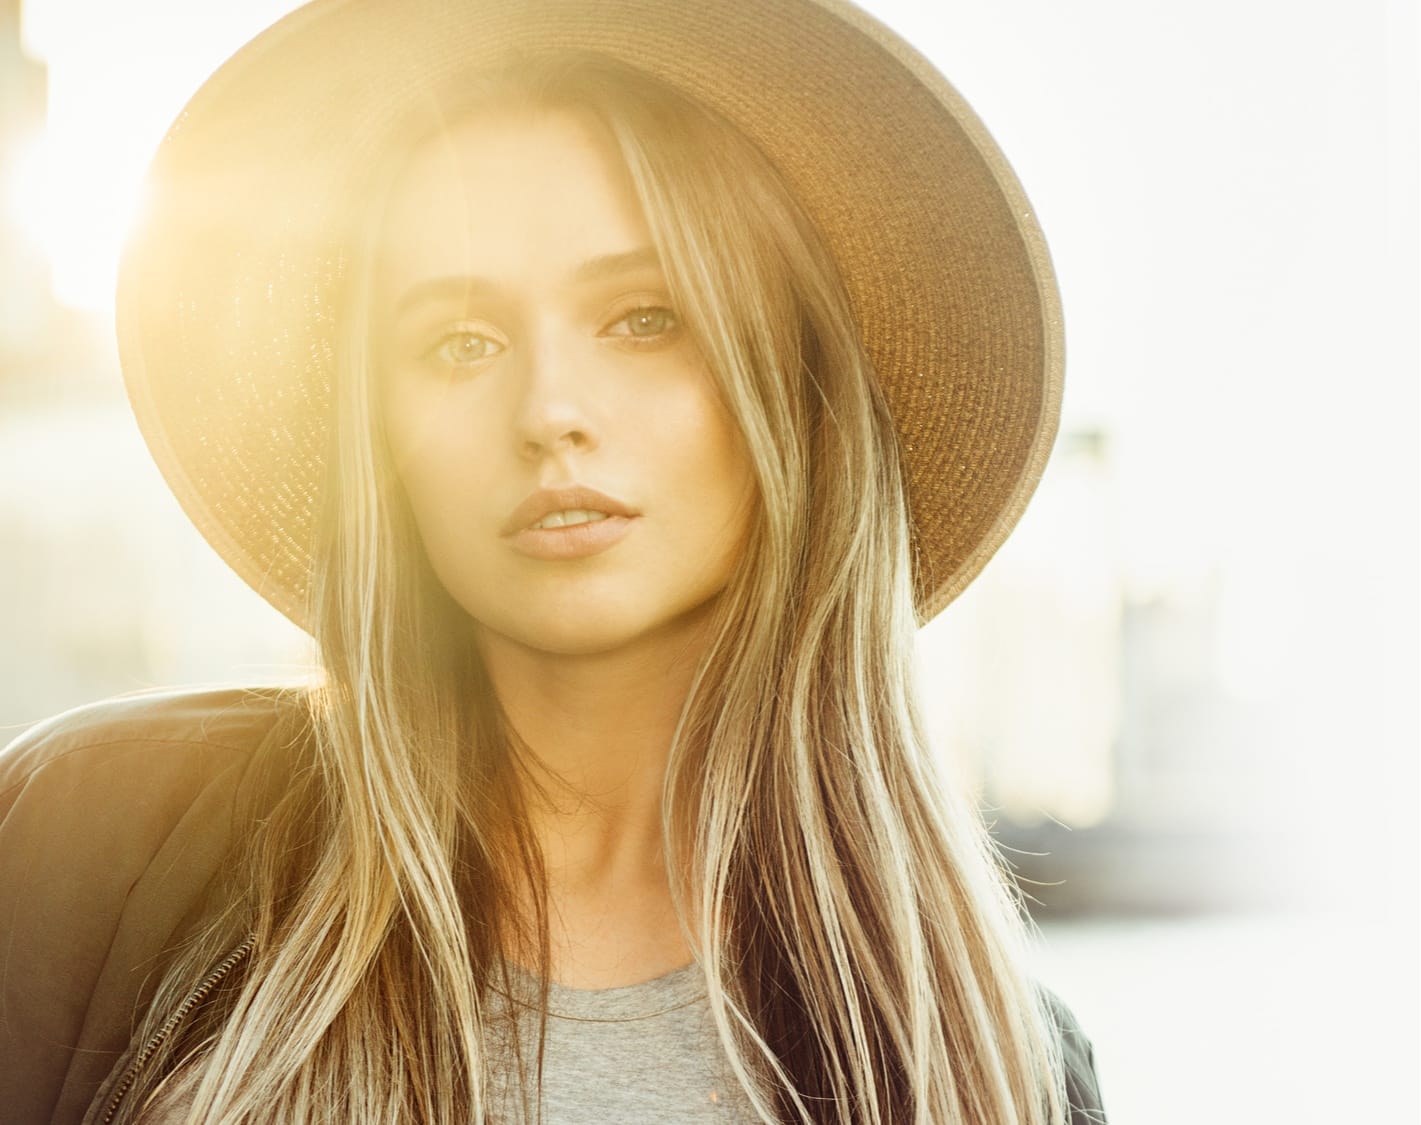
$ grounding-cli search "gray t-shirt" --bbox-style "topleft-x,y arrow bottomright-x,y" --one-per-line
482,967 -> 1108,1125
134,966 -> 1103,1124
483,960 -> 762,1124
134,961 -> 761,1125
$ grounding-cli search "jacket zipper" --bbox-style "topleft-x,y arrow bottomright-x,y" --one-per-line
99,934 -> 256,1124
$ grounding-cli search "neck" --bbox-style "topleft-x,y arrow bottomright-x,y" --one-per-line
476,616 -> 713,984
477,625 -> 704,818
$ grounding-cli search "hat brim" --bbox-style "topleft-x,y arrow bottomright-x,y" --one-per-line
118,0 -> 1063,630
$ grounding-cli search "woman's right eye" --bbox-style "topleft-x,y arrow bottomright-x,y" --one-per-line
423,331 -> 505,367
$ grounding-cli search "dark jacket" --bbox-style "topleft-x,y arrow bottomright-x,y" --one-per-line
0,687 -> 1106,1124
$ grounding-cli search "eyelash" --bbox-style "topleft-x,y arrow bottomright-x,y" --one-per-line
419,305 -> 679,369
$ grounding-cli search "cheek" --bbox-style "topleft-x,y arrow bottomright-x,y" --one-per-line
384,380 -> 494,503
397,447 -> 488,539
681,398 -> 758,554
697,396 -> 764,591
383,408 -> 497,582
702,389 -> 757,507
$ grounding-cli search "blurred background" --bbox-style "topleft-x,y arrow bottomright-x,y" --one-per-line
1,0 -> 1416,1120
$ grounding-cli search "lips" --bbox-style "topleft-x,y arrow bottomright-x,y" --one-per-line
528,508 -> 611,531
501,486 -> 638,536
501,486 -> 639,560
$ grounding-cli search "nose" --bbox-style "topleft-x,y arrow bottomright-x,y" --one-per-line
511,332 -> 598,461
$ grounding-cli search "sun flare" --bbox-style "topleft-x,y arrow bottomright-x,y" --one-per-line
12,0 -> 306,312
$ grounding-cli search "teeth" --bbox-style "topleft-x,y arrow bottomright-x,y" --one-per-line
532,509 -> 611,530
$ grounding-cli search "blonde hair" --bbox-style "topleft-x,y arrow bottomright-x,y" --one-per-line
121,57 -> 1069,1125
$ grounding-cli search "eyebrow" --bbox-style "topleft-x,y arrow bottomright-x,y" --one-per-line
391,247 -> 665,318
573,247 -> 663,284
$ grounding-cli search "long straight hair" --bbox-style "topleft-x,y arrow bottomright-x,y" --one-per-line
121,56 -> 1069,1125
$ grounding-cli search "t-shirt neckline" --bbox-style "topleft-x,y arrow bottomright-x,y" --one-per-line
494,958 -> 708,1022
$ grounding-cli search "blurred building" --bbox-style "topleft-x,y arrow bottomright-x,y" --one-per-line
920,427 -> 1287,917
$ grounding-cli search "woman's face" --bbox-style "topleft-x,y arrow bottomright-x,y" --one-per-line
376,110 -> 756,660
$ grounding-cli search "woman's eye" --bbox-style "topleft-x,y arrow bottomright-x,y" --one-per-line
605,306 -> 678,340
425,331 -> 504,366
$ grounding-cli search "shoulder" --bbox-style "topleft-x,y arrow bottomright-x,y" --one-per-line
0,685 -> 313,1123
1039,986 -> 1109,1124
0,682 -> 313,912
0,684 -> 304,797
0,686 -> 316,864
0,683 -> 312,918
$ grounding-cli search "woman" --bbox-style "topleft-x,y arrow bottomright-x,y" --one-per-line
0,1 -> 1105,1122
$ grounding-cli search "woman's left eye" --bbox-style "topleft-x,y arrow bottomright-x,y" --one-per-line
604,306 -> 678,340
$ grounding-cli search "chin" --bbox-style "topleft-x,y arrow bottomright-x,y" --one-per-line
470,595 -> 723,663
521,623 -> 641,658
466,597 -> 639,651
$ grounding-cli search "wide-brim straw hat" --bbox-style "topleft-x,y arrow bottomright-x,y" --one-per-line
118,0 -> 1062,631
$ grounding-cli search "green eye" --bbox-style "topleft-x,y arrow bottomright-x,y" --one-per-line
426,331 -> 504,366
612,307 -> 678,338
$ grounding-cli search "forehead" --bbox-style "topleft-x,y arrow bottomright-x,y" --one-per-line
375,108 -> 654,294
